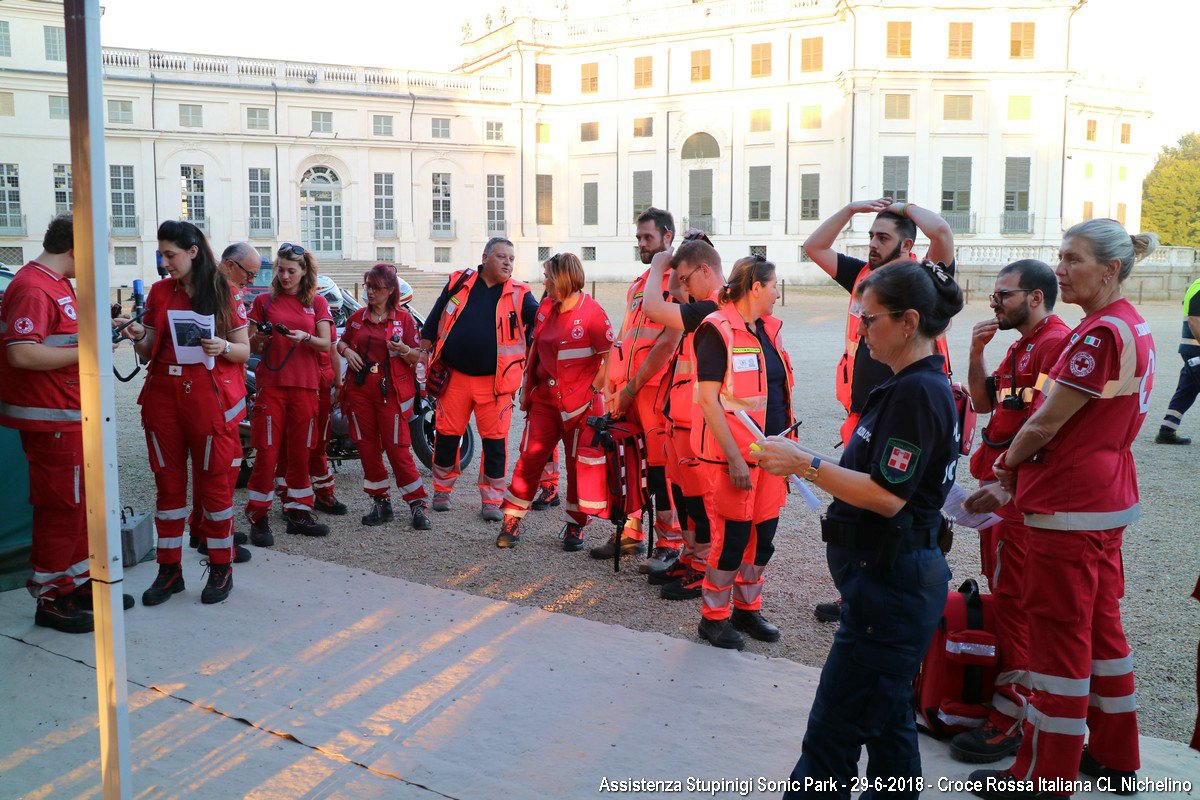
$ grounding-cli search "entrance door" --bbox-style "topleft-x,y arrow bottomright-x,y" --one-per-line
299,166 -> 343,255
688,169 -> 713,233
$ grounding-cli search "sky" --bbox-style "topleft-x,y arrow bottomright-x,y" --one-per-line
96,0 -> 1195,154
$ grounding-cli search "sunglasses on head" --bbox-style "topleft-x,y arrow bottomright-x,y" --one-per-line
278,242 -> 307,259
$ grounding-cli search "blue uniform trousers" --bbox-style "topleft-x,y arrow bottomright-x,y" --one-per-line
784,544 -> 950,799
1163,351 -> 1200,430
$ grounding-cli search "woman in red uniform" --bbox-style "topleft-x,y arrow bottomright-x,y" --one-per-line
122,221 -> 250,605
243,243 -> 335,543
337,263 -> 430,530
974,219 -> 1159,798
691,256 -> 794,650
497,252 -> 613,550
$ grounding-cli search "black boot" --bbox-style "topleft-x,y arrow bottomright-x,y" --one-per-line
588,529 -> 645,559
200,562 -> 233,604
496,515 -> 521,548
697,617 -> 745,650
249,515 -> 274,547
531,483 -> 560,510
285,510 -> 330,537
1155,426 -> 1191,445
410,502 -> 431,531
730,608 -> 781,642
34,593 -> 94,633
1079,746 -> 1138,795
561,523 -> 584,552
362,497 -> 394,527
314,493 -> 349,515
142,563 -> 185,606
814,598 -> 843,622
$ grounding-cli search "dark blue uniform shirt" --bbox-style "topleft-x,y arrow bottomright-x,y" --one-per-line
421,269 -> 539,376
827,354 -> 958,532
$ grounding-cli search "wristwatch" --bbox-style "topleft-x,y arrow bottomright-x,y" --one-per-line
802,456 -> 821,483
222,340 -> 231,355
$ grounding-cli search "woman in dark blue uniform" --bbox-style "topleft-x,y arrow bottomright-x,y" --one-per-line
752,260 -> 963,798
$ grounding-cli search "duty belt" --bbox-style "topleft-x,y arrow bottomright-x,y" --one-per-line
820,517 -> 939,551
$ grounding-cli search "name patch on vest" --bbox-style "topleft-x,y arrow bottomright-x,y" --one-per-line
732,350 -> 759,373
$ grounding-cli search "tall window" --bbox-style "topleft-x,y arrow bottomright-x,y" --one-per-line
1119,166 -> 1128,181
943,95 -> 973,121
882,156 -> 909,202
311,111 -> 332,133
486,121 -> 504,141
750,43 -> 772,77
800,105 -> 822,130
0,21 -> 10,57
373,114 -> 393,136
49,96 -> 69,120
0,164 -> 19,229
884,94 -> 911,120
1086,119 -> 1097,141
486,174 -> 505,234
53,164 -> 72,214
110,165 -> 136,229
1116,203 -> 1127,226
800,37 -> 823,72
690,49 -> 711,82
107,99 -> 132,124
948,22 -> 973,59
1084,163 -> 1094,179
248,168 -> 271,231
1010,22 -> 1035,59
1003,157 -> 1031,232
1008,96 -> 1031,121
43,26 -> 65,61
431,118 -> 450,139
180,165 -> 205,225
941,157 -> 972,225
747,166 -> 770,221
583,181 -> 598,225
800,173 -> 820,220
373,172 -> 394,233
1082,201 -> 1094,220
633,117 -> 653,138
750,109 -> 771,132
634,56 -> 653,88
247,107 -> 269,130
178,104 -> 202,127
536,63 -> 551,94
580,121 -> 599,142
432,172 -> 451,234
536,123 -> 550,143
536,174 -> 553,225
632,170 -> 652,222
581,62 -> 599,94
0,92 -> 12,116
1121,123 -> 1131,144
887,21 -> 912,58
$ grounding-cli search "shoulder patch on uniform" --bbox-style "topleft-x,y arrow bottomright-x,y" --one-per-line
57,295 -> 72,305
880,438 -> 921,484
1068,352 -> 1096,377
63,305 -> 76,321
1134,322 -> 1151,336
13,316 -> 34,335
1083,335 -> 1101,348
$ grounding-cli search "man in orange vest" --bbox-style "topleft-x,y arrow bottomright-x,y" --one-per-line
597,208 -> 685,566
804,198 -> 955,622
420,238 -> 538,521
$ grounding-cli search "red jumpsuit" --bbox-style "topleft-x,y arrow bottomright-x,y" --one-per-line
140,279 -> 248,566
1009,298 -> 1152,783
340,306 -> 427,505
244,292 -> 333,520
275,336 -> 338,505
968,314 -> 1071,735
501,295 -> 612,525
0,262 -> 88,602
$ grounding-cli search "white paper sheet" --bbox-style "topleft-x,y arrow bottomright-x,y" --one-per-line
943,481 -> 1002,530
166,309 -> 215,369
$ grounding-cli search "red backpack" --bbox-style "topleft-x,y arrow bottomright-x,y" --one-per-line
913,578 -> 1001,737
952,381 -> 977,457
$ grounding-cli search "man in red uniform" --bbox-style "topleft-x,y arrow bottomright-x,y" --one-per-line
0,215 -> 130,631
598,208 -> 685,565
953,259 -> 1071,763
420,237 -> 538,521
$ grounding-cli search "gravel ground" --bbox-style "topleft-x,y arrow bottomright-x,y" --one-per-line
113,282 -> 1200,744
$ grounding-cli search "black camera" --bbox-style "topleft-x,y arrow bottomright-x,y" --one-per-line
391,333 -> 402,344
254,321 -> 273,334
1001,394 -> 1028,411
273,323 -> 291,335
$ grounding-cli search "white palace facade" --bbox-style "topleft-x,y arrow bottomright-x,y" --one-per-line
0,0 -> 1157,286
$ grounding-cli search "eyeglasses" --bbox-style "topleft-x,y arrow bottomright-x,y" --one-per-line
677,265 -> 703,287
232,260 -> 259,284
859,309 -> 906,329
988,289 -> 1030,304
278,242 -> 307,259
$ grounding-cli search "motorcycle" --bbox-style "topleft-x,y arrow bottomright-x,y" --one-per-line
236,277 -> 476,487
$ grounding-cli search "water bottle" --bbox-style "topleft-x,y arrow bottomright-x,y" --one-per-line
416,359 -> 427,385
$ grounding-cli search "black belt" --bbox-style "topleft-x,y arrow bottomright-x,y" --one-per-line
820,517 -> 939,551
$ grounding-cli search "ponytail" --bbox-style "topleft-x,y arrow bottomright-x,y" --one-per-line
719,255 -> 775,306
857,260 -> 964,339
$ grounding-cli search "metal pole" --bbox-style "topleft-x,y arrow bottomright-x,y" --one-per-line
65,1 -> 132,797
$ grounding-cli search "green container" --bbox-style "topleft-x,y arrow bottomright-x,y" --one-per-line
0,426 -> 33,592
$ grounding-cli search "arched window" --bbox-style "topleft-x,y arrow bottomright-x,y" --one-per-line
681,132 -> 720,160
299,166 -> 343,254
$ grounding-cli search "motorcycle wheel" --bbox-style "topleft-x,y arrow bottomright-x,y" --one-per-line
410,396 -> 475,473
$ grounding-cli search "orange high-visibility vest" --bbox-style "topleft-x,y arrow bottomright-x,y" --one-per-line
691,304 -> 795,464
431,268 -> 531,396
523,294 -> 610,427
664,288 -> 722,432
836,263 -> 951,412
608,268 -> 673,394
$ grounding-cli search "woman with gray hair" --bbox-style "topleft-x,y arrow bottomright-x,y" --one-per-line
973,219 -> 1158,798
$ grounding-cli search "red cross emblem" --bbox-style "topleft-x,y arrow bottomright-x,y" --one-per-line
887,447 -> 912,472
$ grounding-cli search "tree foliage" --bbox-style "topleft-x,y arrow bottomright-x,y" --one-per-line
1142,133 -> 1200,247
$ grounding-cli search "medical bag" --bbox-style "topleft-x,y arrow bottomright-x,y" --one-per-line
951,381 -> 977,457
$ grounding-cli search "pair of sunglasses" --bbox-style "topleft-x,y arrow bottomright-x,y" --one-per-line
278,242 -> 307,259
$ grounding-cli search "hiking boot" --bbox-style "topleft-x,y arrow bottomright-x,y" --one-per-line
531,484 -> 560,510
950,721 -> 1021,763
249,516 -> 274,547
285,510 -> 330,537
76,581 -> 134,610
561,523 -> 585,551
968,769 -> 1054,799
314,493 -> 349,515
644,546 -> 680,574
34,593 -> 94,633
1155,427 -> 1191,445
142,563 -> 185,606
481,503 -> 503,522
200,562 -> 233,604
189,533 -> 200,550
589,529 -> 645,560
647,558 -> 688,586
496,516 -> 521,547
233,545 -> 252,563
660,567 -> 704,600
1079,745 -> 1138,795
362,497 -> 394,527
697,617 -> 745,650
730,608 -> 782,642
814,598 -> 843,623
432,491 -> 452,512
410,502 -> 432,530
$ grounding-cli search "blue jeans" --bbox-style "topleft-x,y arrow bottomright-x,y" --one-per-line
784,544 -> 950,799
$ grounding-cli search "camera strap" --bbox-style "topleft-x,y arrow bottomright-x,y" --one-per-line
258,295 -> 299,372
